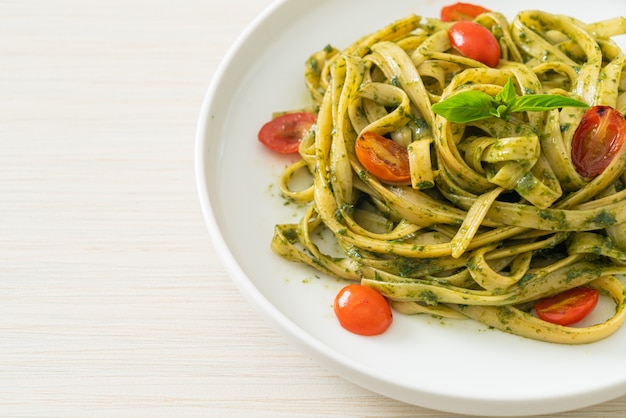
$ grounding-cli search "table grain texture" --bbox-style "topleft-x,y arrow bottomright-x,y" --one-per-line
2,1 -> 626,417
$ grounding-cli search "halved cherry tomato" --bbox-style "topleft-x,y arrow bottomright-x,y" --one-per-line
535,287 -> 599,326
448,21 -> 501,68
257,112 -> 316,154
355,131 -> 410,183
571,105 -> 626,178
334,284 -> 393,336
441,2 -> 491,22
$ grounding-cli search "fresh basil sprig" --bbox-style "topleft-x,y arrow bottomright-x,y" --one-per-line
431,78 -> 589,123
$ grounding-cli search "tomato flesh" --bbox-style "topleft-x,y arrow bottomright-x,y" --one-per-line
334,284 -> 392,336
258,112 -> 316,154
441,2 -> 491,22
355,131 -> 411,183
448,21 -> 500,68
535,287 -> 599,326
571,105 -> 626,178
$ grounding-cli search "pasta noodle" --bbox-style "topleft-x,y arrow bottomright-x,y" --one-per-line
269,8 -> 626,344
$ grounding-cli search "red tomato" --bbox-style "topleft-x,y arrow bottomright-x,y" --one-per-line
571,105 -> 626,178
441,2 -> 491,22
448,21 -> 501,68
334,284 -> 393,336
535,287 -> 599,326
355,131 -> 411,183
257,112 -> 316,154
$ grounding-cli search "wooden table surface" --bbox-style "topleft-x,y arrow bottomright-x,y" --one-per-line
2,0 -> 626,416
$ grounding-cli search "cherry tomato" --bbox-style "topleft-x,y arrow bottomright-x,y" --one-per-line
571,105 -> 626,178
535,287 -> 599,326
448,21 -> 501,68
441,2 -> 491,22
334,284 -> 393,336
257,112 -> 316,154
355,131 -> 411,183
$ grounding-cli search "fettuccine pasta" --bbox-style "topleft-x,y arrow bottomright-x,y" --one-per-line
269,8 -> 626,344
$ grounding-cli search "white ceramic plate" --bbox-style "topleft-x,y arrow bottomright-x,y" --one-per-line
195,0 -> 626,415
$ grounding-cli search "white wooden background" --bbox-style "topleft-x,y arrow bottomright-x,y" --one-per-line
2,0 -> 625,416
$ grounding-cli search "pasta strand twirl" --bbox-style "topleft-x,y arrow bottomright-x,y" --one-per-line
271,9 -> 626,344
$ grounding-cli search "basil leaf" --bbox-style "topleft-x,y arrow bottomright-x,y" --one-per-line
489,104 -> 508,118
432,77 -> 589,124
508,94 -> 589,113
431,90 -> 496,123
495,78 -> 517,103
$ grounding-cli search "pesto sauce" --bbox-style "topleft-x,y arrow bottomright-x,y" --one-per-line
496,306 -> 515,325
588,210 -> 617,228
418,290 -> 439,305
392,257 -> 436,277
283,228 -> 299,244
